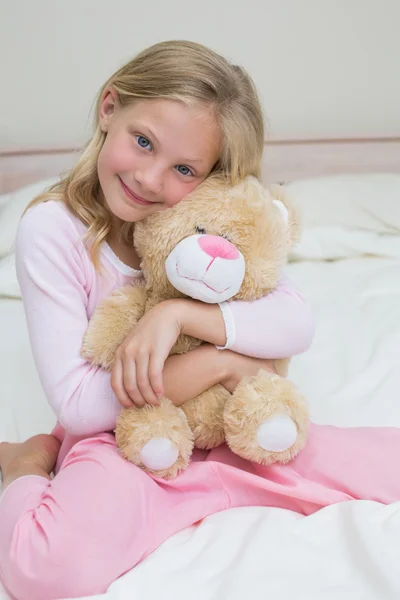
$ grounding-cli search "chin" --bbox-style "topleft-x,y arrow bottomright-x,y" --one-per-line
103,193 -> 139,222
114,204 -> 144,223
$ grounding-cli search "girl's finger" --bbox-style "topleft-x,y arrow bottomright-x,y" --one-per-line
148,351 -> 165,399
136,350 -> 160,405
111,358 -> 134,408
122,355 -> 146,407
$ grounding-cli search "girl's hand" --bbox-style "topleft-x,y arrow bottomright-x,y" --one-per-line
111,300 -> 183,408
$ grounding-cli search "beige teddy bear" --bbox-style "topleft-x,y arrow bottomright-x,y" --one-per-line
82,175 -> 309,479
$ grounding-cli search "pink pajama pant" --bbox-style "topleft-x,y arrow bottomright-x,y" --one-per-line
1,423 -> 399,600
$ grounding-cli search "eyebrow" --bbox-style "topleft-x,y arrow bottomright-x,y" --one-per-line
133,122 -> 206,165
135,122 -> 160,145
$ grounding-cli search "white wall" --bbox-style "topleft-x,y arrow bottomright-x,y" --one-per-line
1,0 -> 399,151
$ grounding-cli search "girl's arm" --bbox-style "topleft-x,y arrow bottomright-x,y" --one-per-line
179,275 -> 315,359
162,344 -> 276,406
111,278 -> 313,406
15,203 -> 122,437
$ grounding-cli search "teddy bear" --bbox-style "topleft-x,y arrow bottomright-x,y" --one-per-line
81,175 -> 309,479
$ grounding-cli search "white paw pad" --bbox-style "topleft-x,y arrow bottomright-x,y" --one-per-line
256,414 -> 298,453
140,438 -> 179,471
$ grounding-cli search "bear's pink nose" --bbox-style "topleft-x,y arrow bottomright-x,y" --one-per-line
198,235 -> 239,260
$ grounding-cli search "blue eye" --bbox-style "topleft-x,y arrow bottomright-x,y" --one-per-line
175,165 -> 193,176
136,135 -> 152,150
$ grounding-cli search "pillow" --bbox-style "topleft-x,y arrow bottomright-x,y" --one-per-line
285,173 -> 400,235
290,227 -> 400,262
0,178 -> 58,259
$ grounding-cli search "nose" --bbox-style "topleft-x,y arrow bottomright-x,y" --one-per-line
198,235 -> 239,260
134,165 -> 163,196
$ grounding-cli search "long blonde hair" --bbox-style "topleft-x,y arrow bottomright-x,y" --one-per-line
29,40 -> 265,266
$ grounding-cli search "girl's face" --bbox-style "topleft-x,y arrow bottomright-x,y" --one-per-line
97,89 -> 221,223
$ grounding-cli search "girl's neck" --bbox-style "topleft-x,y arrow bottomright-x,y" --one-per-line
107,217 -> 141,270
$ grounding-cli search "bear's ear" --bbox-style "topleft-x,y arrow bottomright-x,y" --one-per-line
269,184 -> 302,249
272,199 -> 289,225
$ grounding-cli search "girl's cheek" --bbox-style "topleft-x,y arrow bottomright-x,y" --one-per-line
109,143 -> 135,172
162,178 -> 181,207
164,180 -> 198,208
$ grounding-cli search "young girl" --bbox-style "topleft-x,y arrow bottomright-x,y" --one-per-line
0,40 -> 399,600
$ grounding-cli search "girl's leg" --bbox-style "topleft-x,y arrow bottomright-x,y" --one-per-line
3,424 -> 399,600
0,433 -> 228,600
207,423 -> 400,513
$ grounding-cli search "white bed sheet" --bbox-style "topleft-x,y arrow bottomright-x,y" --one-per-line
1,176 -> 400,600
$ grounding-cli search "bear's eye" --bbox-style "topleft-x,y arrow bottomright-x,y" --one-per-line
195,226 -> 206,235
221,233 -> 232,243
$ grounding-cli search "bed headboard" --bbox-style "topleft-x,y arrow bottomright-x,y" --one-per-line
1,137 -> 400,194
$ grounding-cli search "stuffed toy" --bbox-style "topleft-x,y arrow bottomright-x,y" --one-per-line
82,175 -> 309,479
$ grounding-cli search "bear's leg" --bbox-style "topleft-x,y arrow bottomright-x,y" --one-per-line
182,384 -> 230,450
224,369 -> 308,465
115,398 -> 194,479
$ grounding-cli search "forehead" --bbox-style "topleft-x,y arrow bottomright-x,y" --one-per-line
121,98 -> 221,164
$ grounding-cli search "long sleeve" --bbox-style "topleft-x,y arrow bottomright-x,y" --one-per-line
218,275 -> 315,359
15,202 -> 121,437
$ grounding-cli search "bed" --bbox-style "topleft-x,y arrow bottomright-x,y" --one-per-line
1,138 -> 400,600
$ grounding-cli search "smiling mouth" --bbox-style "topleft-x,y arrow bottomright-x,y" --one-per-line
118,177 -> 155,206
176,264 -> 229,294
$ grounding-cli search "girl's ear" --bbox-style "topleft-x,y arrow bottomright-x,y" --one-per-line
98,87 -> 119,132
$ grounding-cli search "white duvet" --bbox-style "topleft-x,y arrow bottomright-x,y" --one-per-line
1,174 -> 400,600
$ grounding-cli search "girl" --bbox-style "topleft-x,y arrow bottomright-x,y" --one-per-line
0,40 -> 398,600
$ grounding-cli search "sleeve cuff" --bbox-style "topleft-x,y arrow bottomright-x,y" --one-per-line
216,301 -> 236,350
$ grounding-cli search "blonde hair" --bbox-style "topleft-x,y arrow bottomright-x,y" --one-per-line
29,40 -> 265,266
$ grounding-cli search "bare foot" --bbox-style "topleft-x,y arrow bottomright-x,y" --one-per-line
0,434 -> 61,490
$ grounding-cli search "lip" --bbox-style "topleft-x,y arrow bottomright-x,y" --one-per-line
118,177 -> 155,206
